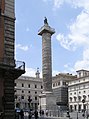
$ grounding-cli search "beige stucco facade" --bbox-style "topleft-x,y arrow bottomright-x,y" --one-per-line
14,75 -> 43,110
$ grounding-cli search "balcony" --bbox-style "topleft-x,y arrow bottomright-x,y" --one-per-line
0,57 -> 25,70
0,57 -> 25,78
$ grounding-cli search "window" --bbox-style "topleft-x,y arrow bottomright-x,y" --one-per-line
74,97 -> 77,102
63,81 -> 66,85
74,92 -> 76,94
22,90 -> 24,93
28,84 -> 30,88
70,105 -> 73,112
21,96 -> 24,99
70,93 -> 72,95
79,104 -> 81,111
79,72 -> 81,77
78,96 -> 81,101
79,91 -> 81,94
35,91 -> 37,94
22,83 -> 24,87
35,85 -> 37,88
53,83 -> 55,87
28,91 -> 30,93
84,90 -> 86,93
83,95 -> 86,100
41,85 -> 43,89
70,97 -> 72,102
74,105 -> 77,111
35,96 -> 37,100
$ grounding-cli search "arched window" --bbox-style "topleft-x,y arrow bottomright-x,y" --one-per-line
70,97 -> 72,102
78,96 -> 81,101
74,96 -> 77,102
83,95 -> 86,101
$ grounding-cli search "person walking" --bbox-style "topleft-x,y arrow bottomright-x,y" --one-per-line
20,109 -> 24,119
29,111 -> 32,119
34,110 -> 38,119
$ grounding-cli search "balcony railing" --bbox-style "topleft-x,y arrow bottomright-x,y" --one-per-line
0,57 -> 25,71
15,60 -> 25,71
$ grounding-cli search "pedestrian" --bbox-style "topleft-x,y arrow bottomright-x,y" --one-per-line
20,109 -> 24,119
39,110 -> 41,116
29,111 -> 32,119
42,110 -> 44,116
34,110 -> 38,119
46,110 -> 48,117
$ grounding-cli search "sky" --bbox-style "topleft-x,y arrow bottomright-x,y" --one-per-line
15,0 -> 89,77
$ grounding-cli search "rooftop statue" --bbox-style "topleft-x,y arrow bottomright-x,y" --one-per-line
44,17 -> 48,25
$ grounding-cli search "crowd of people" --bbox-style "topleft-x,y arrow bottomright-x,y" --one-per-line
15,109 -> 39,119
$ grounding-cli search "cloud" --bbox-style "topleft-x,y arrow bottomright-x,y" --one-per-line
55,0 -> 89,73
23,66 -> 59,78
52,0 -> 89,11
52,70 -> 59,76
53,0 -> 64,8
57,10 -> 89,51
26,27 -> 30,32
74,48 -> 89,70
23,67 -> 38,77
43,0 -> 89,73
16,44 -> 29,51
42,0 -> 47,2
43,0 -> 89,11
63,63 -> 75,74
63,48 -> 89,74
69,0 -> 89,11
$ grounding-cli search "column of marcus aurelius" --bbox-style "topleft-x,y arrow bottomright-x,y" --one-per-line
38,18 -> 57,112
38,17 -> 55,92
0,0 -> 25,119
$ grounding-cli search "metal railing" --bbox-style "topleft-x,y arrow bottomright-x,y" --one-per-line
0,57 -> 25,71
15,60 -> 25,71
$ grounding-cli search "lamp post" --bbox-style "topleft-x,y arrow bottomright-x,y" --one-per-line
82,99 -> 85,118
28,97 -> 32,111
66,110 -> 70,119
39,96 -> 41,116
86,102 -> 88,119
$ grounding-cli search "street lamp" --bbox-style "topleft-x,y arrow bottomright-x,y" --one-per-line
82,99 -> 85,118
28,97 -> 32,110
39,96 -> 41,116
66,110 -> 70,119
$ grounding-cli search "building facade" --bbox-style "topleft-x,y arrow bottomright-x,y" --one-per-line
14,70 -> 43,110
15,69 -> 76,112
68,69 -> 89,112
52,73 -> 76,110
0,1 -> 25,119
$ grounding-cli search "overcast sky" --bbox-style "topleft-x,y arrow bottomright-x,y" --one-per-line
15,0 -> 89,77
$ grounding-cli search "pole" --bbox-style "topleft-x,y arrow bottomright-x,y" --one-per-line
40,97 -> 41,116
77,111 -> 78,119
77,86 -> 78,119
87,103 -> 88,119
